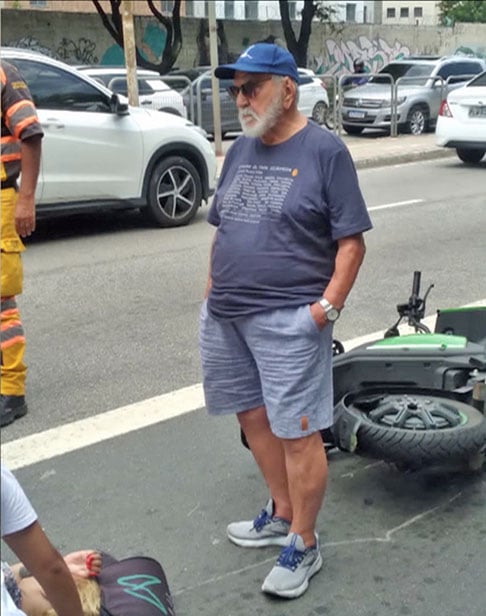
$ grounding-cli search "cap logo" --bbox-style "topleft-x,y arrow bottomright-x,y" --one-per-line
240,45 -> 255,60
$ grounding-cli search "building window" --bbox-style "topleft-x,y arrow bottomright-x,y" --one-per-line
414,6 -> 423,18
30,0 -> 47,6
288,1 -> 297,19
400,7 -> 409,18
225,0 -> 234,19
346,3 -> 356,22
160,0 -> 173,12
386,7 -> 396,18
245,1 -> 258,19
185,0 -> 194,17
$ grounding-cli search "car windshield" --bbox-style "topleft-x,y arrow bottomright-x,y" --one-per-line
468,71 -> 486,86
370,63 -> 434,85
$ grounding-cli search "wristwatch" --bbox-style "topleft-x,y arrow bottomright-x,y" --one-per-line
318,298 -> 341,322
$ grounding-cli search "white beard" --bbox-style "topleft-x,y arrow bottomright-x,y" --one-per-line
238,92 -> 284,138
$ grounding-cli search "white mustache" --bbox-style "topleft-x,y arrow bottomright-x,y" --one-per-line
239,109 -> 259,121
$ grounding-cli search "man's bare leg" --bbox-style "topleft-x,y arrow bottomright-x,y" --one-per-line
237,406 -> 292,521
282,431 -> 327,546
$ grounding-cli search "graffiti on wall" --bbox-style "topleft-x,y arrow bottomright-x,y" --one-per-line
57,38 -> 98,64
6,34 -> 98,63
6,35 -> 54,57
455,45 -> 486,59
100,22 -> 167,65
311,35 -> 411,75
8,22 -> 167,67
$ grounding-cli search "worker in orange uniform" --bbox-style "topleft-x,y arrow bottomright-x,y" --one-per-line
1,59 -> 43,427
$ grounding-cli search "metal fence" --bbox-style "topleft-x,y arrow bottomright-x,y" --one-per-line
104,70 -> 478,139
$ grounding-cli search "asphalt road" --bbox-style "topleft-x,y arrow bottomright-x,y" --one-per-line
1,156 -> 486,616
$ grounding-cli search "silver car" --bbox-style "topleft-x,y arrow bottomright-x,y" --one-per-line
341,56 -> 486,135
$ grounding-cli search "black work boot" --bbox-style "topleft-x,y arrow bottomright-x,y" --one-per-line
0,394 -> 28,427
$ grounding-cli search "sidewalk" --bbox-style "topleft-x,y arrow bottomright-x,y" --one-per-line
215,131 -> 454,176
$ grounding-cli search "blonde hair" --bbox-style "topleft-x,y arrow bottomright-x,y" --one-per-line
41,577 -> 100,616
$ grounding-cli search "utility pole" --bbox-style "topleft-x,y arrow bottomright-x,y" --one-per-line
121,0 -> 139,106
208,2 -> 222,156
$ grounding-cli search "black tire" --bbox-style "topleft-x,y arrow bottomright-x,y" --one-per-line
311,101 -> 329,125
334,389 -> 486,468
456,148 -> 485,164
342,124 -> 364,135
143,156 -> 202,228
405,105 -> 429,135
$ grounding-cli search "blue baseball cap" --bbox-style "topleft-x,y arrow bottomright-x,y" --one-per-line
215,43 -> 300,83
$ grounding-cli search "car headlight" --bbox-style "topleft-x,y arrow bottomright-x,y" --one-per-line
396,96 -> 407,105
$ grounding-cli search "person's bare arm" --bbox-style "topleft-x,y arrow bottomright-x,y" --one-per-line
15,134 -> 42,238
3,521 -> 84,616
310,233 -> 367,328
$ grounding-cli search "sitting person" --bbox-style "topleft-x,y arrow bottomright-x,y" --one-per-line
4,550 -> 101,616
342,59 -> 369,89
2,465 -> 175,616
1,464 -> 84,616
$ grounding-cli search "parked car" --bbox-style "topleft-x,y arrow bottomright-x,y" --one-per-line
341,55 -> 486,135
76,66 -> 187,118
182,68 -> 330,135
436,70 -> 486,164
167,66 -> 211,92
1,48 -> 216,227
297,68 -> 330,125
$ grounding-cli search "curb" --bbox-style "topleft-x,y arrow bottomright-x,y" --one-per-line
353,148 -> 456,170
215,145 -> 455,177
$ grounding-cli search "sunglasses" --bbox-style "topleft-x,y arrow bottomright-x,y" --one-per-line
227,76 -> 273,101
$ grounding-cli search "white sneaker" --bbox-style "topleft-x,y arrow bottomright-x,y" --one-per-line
261,532 -> 322,598
227,499 -> 290,548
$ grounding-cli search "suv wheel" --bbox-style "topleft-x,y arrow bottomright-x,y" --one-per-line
405,105 -> 428,135
456,148 -> 485,164
144,156 -> 202,228
311,101 -> 329,125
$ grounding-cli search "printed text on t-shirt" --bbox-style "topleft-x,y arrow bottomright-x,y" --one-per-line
220,164 -> 296,223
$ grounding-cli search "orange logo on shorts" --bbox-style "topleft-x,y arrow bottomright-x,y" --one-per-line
291,168 -> 298,177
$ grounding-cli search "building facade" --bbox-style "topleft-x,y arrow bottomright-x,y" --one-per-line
381,1 -> 440,26
1,1 -> 419,24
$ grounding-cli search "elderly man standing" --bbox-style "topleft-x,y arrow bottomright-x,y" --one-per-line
199,43 -> 372,598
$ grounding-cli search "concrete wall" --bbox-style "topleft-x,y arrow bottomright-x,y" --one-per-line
2,8 -> 486,74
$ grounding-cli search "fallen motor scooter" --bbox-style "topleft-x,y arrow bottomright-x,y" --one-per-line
330,271 -> 486,471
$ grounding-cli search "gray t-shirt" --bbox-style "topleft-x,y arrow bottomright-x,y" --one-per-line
1,464 -> 37,537
207,121 -> 372,319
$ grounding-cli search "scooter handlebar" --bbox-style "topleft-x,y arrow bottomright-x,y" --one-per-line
412,271 -> 421,300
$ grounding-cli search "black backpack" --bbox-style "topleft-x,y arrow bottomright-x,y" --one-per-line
98,553 -> 175,616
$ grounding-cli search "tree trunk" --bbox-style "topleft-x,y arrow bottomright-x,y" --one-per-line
278,0 -> 316,67
92,0 -> 183,74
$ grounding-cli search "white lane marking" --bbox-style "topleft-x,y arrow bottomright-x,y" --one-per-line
2,385 -> 205,471
2,300 -> 485,471
369,199 -> 424,212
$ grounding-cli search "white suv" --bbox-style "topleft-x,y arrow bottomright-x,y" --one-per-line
1,48 -> 217,228
76,66 -> 187,119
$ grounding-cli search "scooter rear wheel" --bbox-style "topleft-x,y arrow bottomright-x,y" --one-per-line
334,390 -> 486,469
